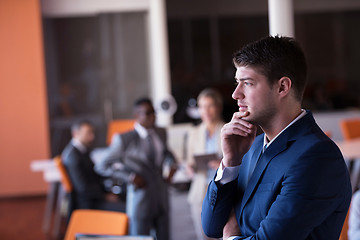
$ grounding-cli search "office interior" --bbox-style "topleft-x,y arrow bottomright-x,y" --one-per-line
1,0 -> 360,239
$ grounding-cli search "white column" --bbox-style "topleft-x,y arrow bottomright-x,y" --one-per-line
268,0 -> 295,37
148,0 -> 172,126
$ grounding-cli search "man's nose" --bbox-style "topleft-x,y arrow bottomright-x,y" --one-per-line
232,85 -> 244,100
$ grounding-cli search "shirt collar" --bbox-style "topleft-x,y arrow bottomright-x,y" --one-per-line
134,122 -> 152,139
263,109 -> 307,151
71,138 -> 87,153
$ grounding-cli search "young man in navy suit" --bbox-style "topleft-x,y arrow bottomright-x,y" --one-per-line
201,36 -> 352,240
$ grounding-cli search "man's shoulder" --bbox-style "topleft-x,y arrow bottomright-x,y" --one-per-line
117,130 -> 139,142
61,143 -> 81,164
62,142 -> 75,155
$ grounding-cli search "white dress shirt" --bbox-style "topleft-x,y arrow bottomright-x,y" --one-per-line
134,122 -> 164,166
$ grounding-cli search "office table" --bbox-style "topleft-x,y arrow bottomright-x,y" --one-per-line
30,159 -> 61,236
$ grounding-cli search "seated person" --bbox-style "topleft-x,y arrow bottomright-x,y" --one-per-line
62,119 -> 124,212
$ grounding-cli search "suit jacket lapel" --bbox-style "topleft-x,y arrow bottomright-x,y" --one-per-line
239,111 -> 315,215
239,129 -> 294,215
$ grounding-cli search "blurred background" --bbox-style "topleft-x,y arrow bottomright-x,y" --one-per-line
0,0 -> 360,238
2,0 -> 360,204
43,0 -> 360,154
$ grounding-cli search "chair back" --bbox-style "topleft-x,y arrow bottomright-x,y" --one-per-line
64,209 -> 128,240
340,118 -> 360,141
54,155 -> 73,193
339,207 -> 350,240
107,119 -> 136,145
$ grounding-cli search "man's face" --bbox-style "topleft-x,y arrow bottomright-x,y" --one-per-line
232,66 -> 278,126
135,103 -> 156,129
74,124 -> 95,148
198,96 -> 221,124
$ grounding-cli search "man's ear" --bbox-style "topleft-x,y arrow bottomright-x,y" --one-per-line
277,77 -> 292,97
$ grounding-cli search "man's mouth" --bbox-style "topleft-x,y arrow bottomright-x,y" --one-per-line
238,105 -> 248,112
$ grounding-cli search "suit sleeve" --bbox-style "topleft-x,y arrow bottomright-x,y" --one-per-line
94,134 -> 132,182
65,152 -> 104,199
202,178 -> 239,238
162,128 -> 177,168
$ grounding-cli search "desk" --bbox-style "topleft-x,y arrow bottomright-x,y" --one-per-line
336,138 -> 360,160
30,159 -> 60,182
30,160 -> 61,236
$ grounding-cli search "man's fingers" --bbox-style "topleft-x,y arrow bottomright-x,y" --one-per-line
222,121 -> 255,137
231,111 -> 249,121
222,126 -> 251,137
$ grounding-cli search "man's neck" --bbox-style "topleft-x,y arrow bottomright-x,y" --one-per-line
261,107 -> 303,141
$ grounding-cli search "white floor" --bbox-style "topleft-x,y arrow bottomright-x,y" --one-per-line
169,188 -> 198,240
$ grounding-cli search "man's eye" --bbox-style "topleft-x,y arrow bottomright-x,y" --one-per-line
244,82 -> 253,86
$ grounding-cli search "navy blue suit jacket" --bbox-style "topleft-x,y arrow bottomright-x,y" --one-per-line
202,111 -> 352,240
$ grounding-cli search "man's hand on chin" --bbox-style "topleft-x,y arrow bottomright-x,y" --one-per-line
221,111 -> 256,167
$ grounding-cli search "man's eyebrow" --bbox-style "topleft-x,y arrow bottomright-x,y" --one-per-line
235,77 -> 254,81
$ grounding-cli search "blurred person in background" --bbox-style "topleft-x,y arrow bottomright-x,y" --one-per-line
348,190 -> 360,240
186,88 -> 224,240
96,97 -> 177,240
62,120 -> 124,212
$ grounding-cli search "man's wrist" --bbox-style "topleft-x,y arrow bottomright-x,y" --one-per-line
215,160 -> 241,184
222,157 -> 243,168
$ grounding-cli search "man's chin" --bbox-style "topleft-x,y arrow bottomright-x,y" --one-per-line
242,116 -> 256,125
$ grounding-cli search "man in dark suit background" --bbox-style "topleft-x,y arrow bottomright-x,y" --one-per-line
96,98 -> 177,240
201,36 -> 352,240
62,120 -> 124,211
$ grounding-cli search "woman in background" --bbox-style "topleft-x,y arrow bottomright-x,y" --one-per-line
186,88 -> 224,240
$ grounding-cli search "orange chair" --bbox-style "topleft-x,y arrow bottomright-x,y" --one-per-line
340,118 -> 360,141
64,209 -> 128,240
54,155 -> 73,193
340,118 -> 360,193
53,155 -> 73,237
107,119 -> 136,145
339,207 -> 350,240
